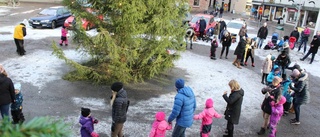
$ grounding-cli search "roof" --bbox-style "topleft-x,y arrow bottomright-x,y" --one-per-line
193,14 -> 214,18
49,6 -> 65,9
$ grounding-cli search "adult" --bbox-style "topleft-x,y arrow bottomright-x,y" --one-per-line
223,80 -> 244,137
199,17 -> 207,41
298,26 -> 310,54
219,18 -> 227,40
13,23 -> 27,56
290,27 -> 300,48
300,35 -> 320,64
289,69 -> 310,125
220,31 -> 232,59
238,24 -> 247,41
168,78 -> 196,137
219,6 -> 224,18
232,36 -> 247,69
185,26 -> 195,49
257,22 -> 268,49
257,76 -> 282,135
275,50 -> 291,79
110,82 -> 129,137
0,65 -> 15,119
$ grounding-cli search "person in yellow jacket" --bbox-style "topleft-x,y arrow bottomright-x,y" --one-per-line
13,23 -> 27,56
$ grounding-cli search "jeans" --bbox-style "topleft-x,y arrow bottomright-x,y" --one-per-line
298,39 -> 308,53
302,50 -> 316,64
0,104 -> 10,119
257,38 -> 265,49
221,45 -> 230,57
293,101 -> 301,121
172,124 -> 186,137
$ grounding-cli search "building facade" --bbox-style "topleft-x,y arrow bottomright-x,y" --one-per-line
189,0 -> 210,13
251,0 -> 319,31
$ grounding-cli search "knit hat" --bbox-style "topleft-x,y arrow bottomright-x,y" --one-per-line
274,67 -> 280,72
175,78 -> 185,89
155,111 -> 166,121
291,69 -> 301,77
81,107 -> 91,117
111,82 -> 123,92
14,83 -> 21,91
292,63 -> 302,72
205,98 -> 214,108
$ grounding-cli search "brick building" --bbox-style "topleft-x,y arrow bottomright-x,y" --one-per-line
189,0 -> 210,13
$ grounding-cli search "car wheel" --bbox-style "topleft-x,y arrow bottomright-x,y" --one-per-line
86,24 -> 90,31
51,21 -> 56,29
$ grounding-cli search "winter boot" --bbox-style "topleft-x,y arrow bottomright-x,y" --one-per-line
244,62 -> 248,66
257,127 -> 266,135
237,61 -> 242,69
252,63 -> 255,67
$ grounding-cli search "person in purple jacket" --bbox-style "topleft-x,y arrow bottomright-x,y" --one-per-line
79,107 -> 99,137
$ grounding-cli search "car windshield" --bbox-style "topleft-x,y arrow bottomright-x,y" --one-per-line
227,22 -> 243,29
39,9 -> 57,16
191,16 -> 209,24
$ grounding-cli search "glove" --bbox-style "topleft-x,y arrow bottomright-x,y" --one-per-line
91,132 -> 99,137
93,119 -> 99,124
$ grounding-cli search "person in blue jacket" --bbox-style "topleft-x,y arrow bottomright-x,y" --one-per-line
266,65 -> 281,85
281,77 -> 293,116
168,78 -> 196,137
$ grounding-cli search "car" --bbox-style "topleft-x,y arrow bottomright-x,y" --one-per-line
28,6 -> 71,29
226,19 -> 246,42
182,12 -> 192,25
189,14 -> 217,36
64,8 -> 103,31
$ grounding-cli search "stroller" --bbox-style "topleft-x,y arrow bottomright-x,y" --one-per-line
205,27 -> 215,42
289,36 -> 296,49
271,32 -> 279,47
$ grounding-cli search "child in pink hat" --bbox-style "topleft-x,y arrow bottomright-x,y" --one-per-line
194,98 -> 222,137
149,111 -> 172,137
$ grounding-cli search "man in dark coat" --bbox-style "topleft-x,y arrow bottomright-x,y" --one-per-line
223,80 -> 244,137
219,18 -> 227,40
300,35 -> 320,64
257,22 -> 268,49
289,69 -> 309,125
0,65 -> 15,119
199,17 -> 207,41
233,36 -> 247,69
219,6 -> 224,18
275,50 -> 291,79
290,27 -> 300,48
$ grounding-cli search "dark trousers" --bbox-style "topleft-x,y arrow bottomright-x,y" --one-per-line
14,38 -> 26,55
302,50 -> 316,64
172,124 -> 186,137
226,120 -> 234,137
283,102 -> 291,112
211,48 -> 217,59
298,39 -> 307,53
221,45 -> 230,57
11,109 -> 25,124
185,34 -> 194,49
293,100 -> 301,121
262,73 -> 268,83
0,104 -> 10,119
245,49 -> 254,64
279,66 -> 287,79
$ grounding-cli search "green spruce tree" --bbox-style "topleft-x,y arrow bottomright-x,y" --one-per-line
52,0 -> 189,83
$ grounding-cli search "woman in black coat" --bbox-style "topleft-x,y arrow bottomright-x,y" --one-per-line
233,36 -> 247,69
0,65 -> 15,119
300,35 -> 320,64
220,31 -> 232,59
110,82 -> 129,137
223,80 -> 244,137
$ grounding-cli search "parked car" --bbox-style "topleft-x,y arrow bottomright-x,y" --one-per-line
189,14 -> 217,36
64,8 -> 103,31
226,19 -> 246,42
28,6 -> 71,29
182,12 -> 192,25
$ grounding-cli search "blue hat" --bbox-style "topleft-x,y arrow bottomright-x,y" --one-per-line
175,79 -> 185,89
14,83 -> 21,91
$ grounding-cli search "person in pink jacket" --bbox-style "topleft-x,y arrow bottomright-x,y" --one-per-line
193,98 -> 222,137
149,111 -> 172,137
267,93 -> 286,137
60,25 -> 68,46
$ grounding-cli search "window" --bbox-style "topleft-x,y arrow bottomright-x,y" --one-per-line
193,0 -> 200,6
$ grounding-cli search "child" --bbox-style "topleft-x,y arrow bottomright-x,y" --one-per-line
281,78 -> 293,116
210,36 -> 219,60
193,98 -> 222,137
261,54 -> 273,84
149,111 -> 172,137
244,37 -> 257,67
11,83 -> 25,124
79,107 -> 99,137
268,93 -> 286,137
60,25 -> 68,46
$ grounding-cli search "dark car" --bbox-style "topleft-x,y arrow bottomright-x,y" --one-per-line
28,6 -> 71,29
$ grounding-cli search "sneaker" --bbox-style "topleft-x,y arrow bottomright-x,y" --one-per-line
291,120 -> 300,125
225,56 -> 228,59
290,118 -> 296,122
252,63 -> 255,67
220,56 -> 222,59
300,58 -> 304,61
